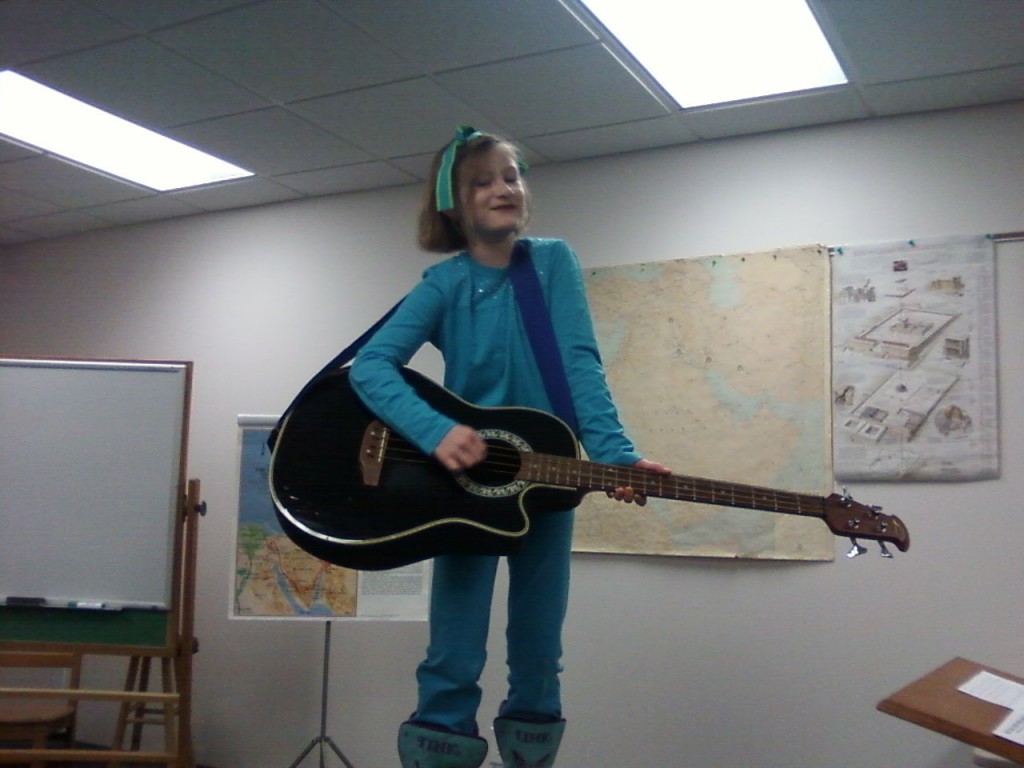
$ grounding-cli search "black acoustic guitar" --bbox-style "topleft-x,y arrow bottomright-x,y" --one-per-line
269,367 -> 909,570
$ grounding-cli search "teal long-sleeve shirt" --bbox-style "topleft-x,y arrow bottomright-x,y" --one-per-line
349,238 -> 640,467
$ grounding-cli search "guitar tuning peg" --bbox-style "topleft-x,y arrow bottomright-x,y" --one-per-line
846,538 -> 867,558
879,542 -> 894,559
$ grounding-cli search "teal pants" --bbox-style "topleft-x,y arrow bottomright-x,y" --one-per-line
413,509 -> 573,735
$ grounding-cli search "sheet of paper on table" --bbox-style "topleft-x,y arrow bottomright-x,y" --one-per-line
959,671 -> 1024,746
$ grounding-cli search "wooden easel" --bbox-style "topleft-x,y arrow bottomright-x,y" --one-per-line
110,654 -> 177,758
0,478 -> 202,767
107,478 -> 203,767
0,356 -> 200,768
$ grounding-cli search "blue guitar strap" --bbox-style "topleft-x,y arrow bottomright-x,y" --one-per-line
508,240 -> 579,434
268,296 -> 404,450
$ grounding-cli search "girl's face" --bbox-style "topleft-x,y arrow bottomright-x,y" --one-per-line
455,145 -> 527,246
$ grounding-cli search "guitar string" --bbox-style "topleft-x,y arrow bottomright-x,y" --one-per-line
287,430 -> 898,545
376,440 -> 821,515
291,436 -> 903,545
380,443 -> 818,512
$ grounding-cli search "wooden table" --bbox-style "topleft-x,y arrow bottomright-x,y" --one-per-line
878,657 -> 1024,765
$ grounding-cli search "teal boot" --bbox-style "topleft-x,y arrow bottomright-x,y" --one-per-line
493,717 -> 566,768
397,721 -> 488,768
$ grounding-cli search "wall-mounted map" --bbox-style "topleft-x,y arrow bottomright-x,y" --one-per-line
575,246 -> 834,561
232,419 -> 428,620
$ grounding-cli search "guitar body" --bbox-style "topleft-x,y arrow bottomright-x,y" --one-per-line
270,367 -> 583,570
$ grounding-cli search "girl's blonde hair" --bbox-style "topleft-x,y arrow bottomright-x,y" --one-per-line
417,131 -> 529,253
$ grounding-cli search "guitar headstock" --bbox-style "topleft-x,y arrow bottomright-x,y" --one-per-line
822,491 -> 910,558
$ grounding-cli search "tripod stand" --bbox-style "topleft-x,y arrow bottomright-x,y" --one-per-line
288,622 -> 357,768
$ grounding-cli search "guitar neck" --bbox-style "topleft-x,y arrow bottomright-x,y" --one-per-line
519,453 -> 825,520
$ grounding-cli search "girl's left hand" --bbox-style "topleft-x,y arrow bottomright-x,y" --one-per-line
608,458 -> 672,505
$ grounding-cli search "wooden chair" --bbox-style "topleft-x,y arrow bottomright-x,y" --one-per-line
0,650 -> 82,768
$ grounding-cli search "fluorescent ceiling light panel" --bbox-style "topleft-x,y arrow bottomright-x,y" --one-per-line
0,70 -> 252,191
579,0 -> 847,107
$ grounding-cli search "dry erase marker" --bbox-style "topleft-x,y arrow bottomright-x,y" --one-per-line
70,600 -> 107,610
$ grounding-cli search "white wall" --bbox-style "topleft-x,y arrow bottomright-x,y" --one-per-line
2,101 -> 1022,768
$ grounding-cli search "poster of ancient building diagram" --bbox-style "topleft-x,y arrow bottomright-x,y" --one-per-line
831,234 -> 998,481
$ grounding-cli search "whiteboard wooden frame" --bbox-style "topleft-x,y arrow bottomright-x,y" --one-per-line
0,357 -> 191,618
0,357 -> 198,767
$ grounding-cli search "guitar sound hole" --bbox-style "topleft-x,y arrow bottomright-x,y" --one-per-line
466,440 -> 521,487
455,433 -> 530,499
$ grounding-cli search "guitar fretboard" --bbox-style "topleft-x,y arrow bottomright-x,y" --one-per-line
519,452 -> 825,519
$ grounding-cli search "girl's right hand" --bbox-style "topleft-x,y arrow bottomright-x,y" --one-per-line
434,424 -> 488,472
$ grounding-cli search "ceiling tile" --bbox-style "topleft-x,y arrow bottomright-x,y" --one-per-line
81,196 -> 206,226
22,37 -> 270,129
292,79 -> 503,158
0,223 -> 39,246
324,0 -> 596,71
684,88 -> 872,140
0,0 -> 1019,246
0,138 -> 40,164
153,0 -> 420,102
273,162 -> 417,196
0,156 -> 150,208
0,186 -> 61,222
862,66 -> 1024,116
83,0 -> 254,31
5,210 -> 113,240
815,0 -> 1024,83
169,177 -> 303,212
436,45 -> 672,136
524,115 -> 702,162
0,0 -> 131,68
387,153 -> 437,183
168,108 -> 371,175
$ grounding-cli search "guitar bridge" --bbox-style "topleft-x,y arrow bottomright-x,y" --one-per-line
359,420 -> 389,487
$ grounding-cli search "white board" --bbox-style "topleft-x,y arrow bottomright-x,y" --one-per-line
0,358 -> 189,609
